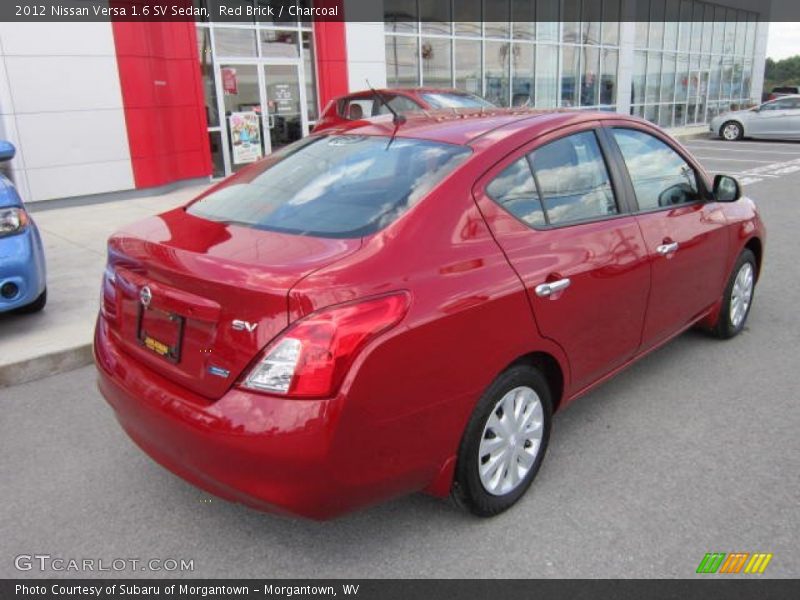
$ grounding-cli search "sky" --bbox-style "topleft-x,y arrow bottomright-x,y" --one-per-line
766,23 -> 800,60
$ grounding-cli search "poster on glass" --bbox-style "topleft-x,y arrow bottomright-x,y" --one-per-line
230,111 -> 262,164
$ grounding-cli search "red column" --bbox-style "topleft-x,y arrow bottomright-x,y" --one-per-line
313,1 -> 349,113
111,21 -> 212,189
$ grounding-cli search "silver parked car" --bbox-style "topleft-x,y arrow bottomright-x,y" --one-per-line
710,95 -> 800,141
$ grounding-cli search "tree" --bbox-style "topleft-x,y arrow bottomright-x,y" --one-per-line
764,55 -> 800,91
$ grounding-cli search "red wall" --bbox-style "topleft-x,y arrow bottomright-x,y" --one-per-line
111,21 -> 212,189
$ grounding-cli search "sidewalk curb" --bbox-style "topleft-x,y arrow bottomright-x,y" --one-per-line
673,130 -> 714,142
0,344 -> 93,389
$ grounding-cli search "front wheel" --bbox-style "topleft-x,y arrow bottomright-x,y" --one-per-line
15,288 -> 47,314
721,121 -> 743,141
711,250 -> 756,339
452,365 -> 552,517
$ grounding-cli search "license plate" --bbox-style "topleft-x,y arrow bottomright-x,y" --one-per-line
137,305 -> 185,363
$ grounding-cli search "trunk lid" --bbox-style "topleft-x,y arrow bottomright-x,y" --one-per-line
105,208 -> 361,400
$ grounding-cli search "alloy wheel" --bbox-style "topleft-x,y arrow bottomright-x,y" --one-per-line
730,262 -> 754,329
723,123 -> 741,140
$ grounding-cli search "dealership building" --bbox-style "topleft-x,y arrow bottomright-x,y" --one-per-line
0,0 -> 769,203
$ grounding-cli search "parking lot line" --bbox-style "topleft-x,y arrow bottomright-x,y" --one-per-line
684,145 -> 800,156
688,139 -> 800,147
691,156 -> 783,163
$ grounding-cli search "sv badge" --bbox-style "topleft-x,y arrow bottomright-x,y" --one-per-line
232,319 -> 258,333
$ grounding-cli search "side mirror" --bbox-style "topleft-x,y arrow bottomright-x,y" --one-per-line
713,174 -> 741,202
0,141 -> 15,162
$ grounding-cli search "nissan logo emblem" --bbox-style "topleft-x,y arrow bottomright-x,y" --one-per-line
140,286 -> 152,308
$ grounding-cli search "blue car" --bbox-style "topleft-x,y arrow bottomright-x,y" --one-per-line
0,141 -> 46,313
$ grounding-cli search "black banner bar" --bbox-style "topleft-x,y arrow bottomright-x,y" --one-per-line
3,579 -> 800,600
2,0 -> 800,23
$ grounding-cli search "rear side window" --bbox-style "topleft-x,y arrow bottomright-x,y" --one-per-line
529,131 -> 618,226
612,128 -> 699,211
339,95 -> 421,119
187,135 -> 471,238
486,158 -> 546,227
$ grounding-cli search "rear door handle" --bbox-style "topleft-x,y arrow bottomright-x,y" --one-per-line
656,241 -> 679,256
535,278 -> 571,298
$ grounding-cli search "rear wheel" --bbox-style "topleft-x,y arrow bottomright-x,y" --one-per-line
721,121 -> 743,141
452,365 -> 552,517
711,250 -> 756,339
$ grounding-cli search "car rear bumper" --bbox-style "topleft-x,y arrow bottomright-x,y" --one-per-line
94,315 -> 438,519
0,228 -> 46,312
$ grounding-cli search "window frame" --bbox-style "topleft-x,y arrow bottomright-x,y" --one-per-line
600,124 -> 712,215
478,123 -> 634,231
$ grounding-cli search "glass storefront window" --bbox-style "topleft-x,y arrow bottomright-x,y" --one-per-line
535,44 -> 558,108
385,36 -> 419,87
511,43 -> 534,106
197,28 -> 219,127
600,50 -> 618,106
675,53 -> 688,103
561,45 -> 579,107
455,39 -> 482,95
208,131 -> 224,178
485,41 -> 510,106
259,29 -> 299,59
660,53 -> 676,103
645,52 -> 661,103
214,27 -> 257,57
421,38 -> 452,88
302,32 -> 318,121
632,51 -> 646,105
580,46 -> 600,107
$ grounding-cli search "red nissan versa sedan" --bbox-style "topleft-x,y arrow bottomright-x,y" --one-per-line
95,109 -> 765,519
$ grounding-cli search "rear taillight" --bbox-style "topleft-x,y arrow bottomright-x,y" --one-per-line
241,292 -> 410,399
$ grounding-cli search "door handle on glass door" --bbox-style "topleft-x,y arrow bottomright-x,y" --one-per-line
656,241 -> 679,255
535,278 -> 571,298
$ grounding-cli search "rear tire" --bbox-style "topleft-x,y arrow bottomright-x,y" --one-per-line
452,365 -> 552,517
720,121 -> 743,141
16,288 -> 47,314
711,250 -> 756,339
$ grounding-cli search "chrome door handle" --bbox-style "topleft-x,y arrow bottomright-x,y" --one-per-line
656,241 -> 679,255
535,278 -> 571,298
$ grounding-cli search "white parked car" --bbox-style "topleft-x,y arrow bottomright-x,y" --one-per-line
710,96 -> 800,141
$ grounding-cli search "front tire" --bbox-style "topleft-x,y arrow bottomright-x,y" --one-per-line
16,288 -> 47,314
711,250 -> 756,339
452,365 -> 552,517
720,121 -> 743,141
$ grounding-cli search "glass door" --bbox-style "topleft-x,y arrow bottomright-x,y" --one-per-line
263,64 -> 306,154
219,63 -> 267,174
218,63 -> 307,176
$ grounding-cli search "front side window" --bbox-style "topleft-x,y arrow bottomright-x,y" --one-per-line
188,135 -> 471,238
612,128 -> 699,211
529,132 -> 619,226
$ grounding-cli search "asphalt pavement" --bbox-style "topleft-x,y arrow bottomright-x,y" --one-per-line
1,137 -> 798,579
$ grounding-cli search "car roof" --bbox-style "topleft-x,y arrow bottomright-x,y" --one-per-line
322,108 -> 643,147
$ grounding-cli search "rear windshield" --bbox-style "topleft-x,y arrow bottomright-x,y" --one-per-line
187,135 -> 471,238
421,93 -> 494,109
